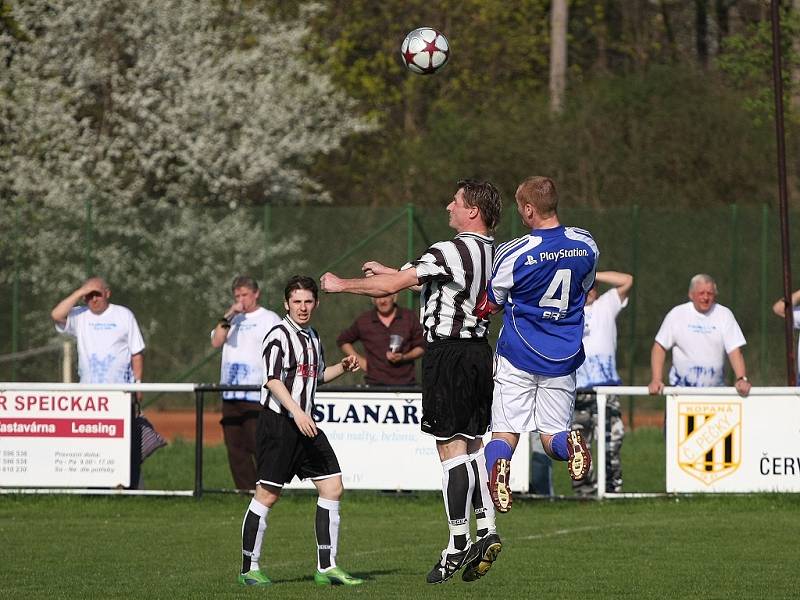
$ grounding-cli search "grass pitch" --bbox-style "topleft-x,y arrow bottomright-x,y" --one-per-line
1,428 -> 798,599
1,493 -> 799,599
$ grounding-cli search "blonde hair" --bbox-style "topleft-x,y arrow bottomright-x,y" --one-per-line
516,176 -> 558,218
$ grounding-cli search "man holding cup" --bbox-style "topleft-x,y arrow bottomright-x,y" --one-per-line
337,294 -> 425,386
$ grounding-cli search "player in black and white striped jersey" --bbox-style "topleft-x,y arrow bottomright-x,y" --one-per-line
238,275 -> 363,587
321,179 -> 503,584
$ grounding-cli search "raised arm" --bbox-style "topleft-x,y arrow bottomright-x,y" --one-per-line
595,271 -> 634,301
51,280 -> 101,325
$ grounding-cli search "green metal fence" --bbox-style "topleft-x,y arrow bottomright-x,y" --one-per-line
1,202 -> 797,405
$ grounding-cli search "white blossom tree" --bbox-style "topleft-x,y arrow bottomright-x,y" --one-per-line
0,0 -> 370,354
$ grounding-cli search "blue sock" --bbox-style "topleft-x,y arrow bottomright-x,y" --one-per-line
484,439 -> 513,469
550,431 -> 570,461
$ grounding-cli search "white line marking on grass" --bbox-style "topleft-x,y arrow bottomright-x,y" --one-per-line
517,524 -> 614,540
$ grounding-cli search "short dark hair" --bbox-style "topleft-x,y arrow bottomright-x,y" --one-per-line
457,178 -> 502,232
231,275 -> 259,293
284,275 -> 318,302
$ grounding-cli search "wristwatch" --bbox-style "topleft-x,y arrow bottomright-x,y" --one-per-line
736,376 -> 749,383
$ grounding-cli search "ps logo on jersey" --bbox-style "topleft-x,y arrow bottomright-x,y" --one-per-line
524,255 -> 537,266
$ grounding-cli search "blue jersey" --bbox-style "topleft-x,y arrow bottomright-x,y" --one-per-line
487,226 -> 599,376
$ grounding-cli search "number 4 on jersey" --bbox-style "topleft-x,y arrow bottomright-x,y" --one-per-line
539,269 -> 571,320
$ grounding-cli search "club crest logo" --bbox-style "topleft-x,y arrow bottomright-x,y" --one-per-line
676,401 -> 741,485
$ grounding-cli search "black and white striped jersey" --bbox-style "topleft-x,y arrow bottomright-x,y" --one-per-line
260,316 -> 326,415
410,232 -> 495,342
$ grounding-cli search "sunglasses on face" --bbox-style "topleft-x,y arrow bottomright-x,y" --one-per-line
84,291 -> 103,301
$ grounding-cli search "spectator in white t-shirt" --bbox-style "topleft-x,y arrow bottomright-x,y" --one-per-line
52,277 -> 145,385
771,289 -> 800,385
51,276 -> 147,487
211,275 -> 281,490
648,274 -> 751,397
531,271 -> 633,496
572,270 -> 633,495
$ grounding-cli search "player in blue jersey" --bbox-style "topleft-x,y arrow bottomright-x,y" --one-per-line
474,176 -> 599,512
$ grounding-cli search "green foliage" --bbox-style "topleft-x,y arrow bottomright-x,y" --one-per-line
718,9 -> 800,125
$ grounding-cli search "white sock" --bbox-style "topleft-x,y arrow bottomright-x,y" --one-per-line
469,448 -> 497,537
241,498 -> 269,573
316,497 -> 341,571
441,454 -> 474,553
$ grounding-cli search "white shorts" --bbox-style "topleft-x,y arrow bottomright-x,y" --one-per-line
491,355 -> 576,434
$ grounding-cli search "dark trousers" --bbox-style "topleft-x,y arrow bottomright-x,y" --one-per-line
221,400 -> 261,490
129,400 -> 142,489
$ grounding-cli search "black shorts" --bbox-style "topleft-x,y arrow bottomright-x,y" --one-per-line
256,408 -> 341,487
421,338 -> 493,440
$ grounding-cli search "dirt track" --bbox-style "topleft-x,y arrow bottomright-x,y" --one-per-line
144,410 -> 224,445
143,409 -> 664,446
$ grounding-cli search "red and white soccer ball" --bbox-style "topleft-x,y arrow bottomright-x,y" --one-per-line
400,27 -> 450,75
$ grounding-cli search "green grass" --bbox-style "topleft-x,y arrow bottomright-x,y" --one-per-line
1,493 -> 799,599
3,429 -> 799,598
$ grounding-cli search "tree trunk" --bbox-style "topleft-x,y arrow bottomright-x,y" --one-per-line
696,0 -> 709,66
793,0 -> 800,113
550,0 -> 568,115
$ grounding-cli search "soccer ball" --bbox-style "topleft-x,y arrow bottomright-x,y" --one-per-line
400,27 -> 450,75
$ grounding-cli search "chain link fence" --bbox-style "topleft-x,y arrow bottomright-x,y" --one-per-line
1,202 -> 797,416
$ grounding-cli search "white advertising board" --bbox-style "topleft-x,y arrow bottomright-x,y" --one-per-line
666,394 -> 800,493
285,392 -> 530,492
0,390 -> 131,488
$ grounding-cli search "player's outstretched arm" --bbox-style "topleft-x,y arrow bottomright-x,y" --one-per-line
320,269 -> 419,297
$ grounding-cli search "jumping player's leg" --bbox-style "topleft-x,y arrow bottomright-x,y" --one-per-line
484,432 -> 519,513
422,340 -> 495,583
485,355 -> 535,513
461,438 -> 502,582
536,373 -> 591,481
427,436 -> 475,584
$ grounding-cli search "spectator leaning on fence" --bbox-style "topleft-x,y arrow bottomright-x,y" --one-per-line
211,275 -> 281,491
648,273 -> 751,397
51,276 -> 147,487
772,289 -> 800,385
336,293 -> 425,386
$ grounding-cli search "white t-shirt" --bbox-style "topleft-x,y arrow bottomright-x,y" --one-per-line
56,304 -> 145,384
215,307 -> 281,402
576,289 -> 628,388
654,301 -> 746,387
